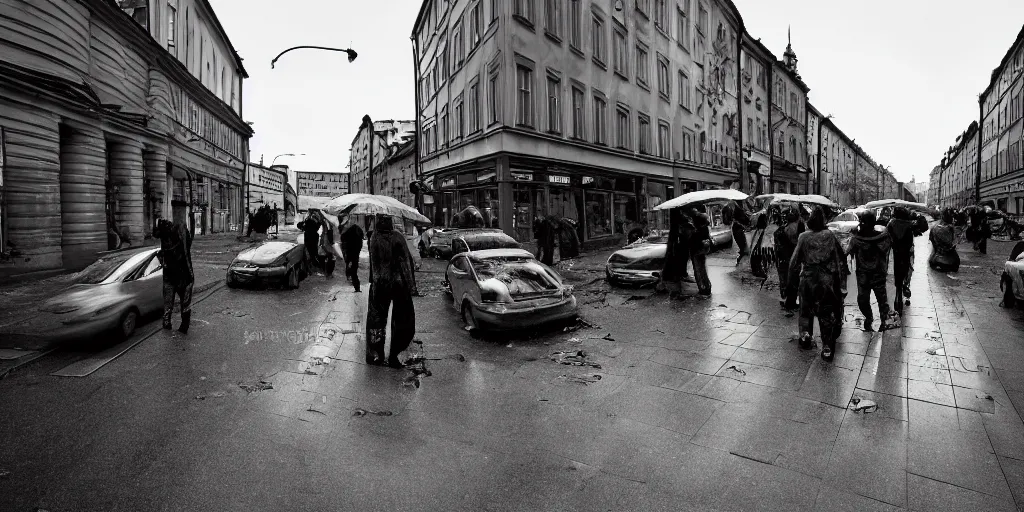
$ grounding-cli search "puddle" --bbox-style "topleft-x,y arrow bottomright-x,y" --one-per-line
551,350 -> 602,369
353,408 -> 393,417
849,397 -> 878,413
238,380 -> 273,393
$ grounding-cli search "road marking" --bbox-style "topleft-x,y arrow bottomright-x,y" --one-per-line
49,282 -> 227,378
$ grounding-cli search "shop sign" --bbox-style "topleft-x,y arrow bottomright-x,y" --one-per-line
440,177 -> 456,189
582,176 -> 594,185
758,166 -> 770,177
511,172 -> 533,181
477,171 -> 496,182
296,172 -> 348,197
549,175 -> 570,185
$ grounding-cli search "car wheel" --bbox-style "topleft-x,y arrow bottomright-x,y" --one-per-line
226,273 -> 239,288
285,267 -> 300,290
119,308 -> 139,340
442,277 -> 452,295
461,300 -> 479,331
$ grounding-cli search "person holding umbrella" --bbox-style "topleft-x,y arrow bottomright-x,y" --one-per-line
340,216 -> 364,292
365,214 -> 418,368
689,207 -> 714,296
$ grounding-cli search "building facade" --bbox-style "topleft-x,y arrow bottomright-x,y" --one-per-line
412,0 -> 747,245
935,122 -> 980,209
740,35 -> 773,195
246,164 -> 287,214
373,141 -> 417,207
769,34 -> 810,194
979,27 -> 1024,214
0,0 -> 251,277
348,118 -> 415,196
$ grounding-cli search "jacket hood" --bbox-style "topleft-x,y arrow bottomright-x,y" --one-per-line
888,219 -> 915,240
852,228 -> 889,244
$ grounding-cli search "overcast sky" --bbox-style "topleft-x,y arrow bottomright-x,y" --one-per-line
212,0 -> 1024,185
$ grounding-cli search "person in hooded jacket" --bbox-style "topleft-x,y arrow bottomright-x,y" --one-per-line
725,201 -> 751,266
789,207 -> 844,359
847,210 -> 895,331
365,214 -> 418,368
929,208 -> 961,272
886,207 -> 916,316
340,217 -> 364,292
534,215 -> 557,266
774,207 -> 805,310
555,217 -> 581,260
689,208 -> 714,296
297,212 -> 323,274
155,219 -> 195,334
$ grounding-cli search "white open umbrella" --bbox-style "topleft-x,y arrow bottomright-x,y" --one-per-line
323,193 -> 431,226
863,198 -> 927,210
653,189 -> 749,211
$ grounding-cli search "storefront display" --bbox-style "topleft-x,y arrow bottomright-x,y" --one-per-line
585,190 -> 613,239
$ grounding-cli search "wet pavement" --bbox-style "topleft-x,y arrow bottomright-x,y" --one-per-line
1,233 -> 1023,511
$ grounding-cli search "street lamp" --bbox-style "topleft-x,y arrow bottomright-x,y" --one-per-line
271,46 -> 358,69
272,153 -> 304,166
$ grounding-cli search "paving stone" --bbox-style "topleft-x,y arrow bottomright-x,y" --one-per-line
907,429 -> 1011,500
907,380 -> 956,407
826,416 -> 909,508
907,473 -> 1017,512
814,487 -> 906,512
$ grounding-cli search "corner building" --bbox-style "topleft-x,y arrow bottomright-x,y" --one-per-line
412,0 -> 745,247
979,26 -> 1024,214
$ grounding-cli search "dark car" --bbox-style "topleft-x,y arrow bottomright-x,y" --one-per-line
226,241 -> 307,289
605,216 -> 733,287
420,228 -> 510,258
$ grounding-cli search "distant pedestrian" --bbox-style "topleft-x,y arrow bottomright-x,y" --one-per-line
690,208 -> 714,296
726,201 -> 751,267
366,215 -> 418,368
297,212 -> 322,274
774,207 -> 805,310
886,207 -> 916,316
789,206 -> 844,359
555,217 -> 581,260
847,210 -> 895,332
534,216 -> 556,266
973,207 -> 991,254
318,213 -> 339,278
341,217 -> 364,292
272,203 -> 280,234
929,208 -> 961,272
155,219 -> 195,334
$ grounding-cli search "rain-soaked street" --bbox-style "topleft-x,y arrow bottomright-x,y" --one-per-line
2,233 -> 1024,511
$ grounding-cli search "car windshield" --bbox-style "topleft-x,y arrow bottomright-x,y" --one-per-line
835,212 -> 859,222
472,258 -> 559,293
74,253 -> 140,284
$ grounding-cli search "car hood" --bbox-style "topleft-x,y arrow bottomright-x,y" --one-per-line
828,221 -> 859,233
39,284 -> 124,314
234,242 -> 297,266
608,242 -> 666,271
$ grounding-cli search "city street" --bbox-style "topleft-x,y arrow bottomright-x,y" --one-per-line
2,233 -> 1024,511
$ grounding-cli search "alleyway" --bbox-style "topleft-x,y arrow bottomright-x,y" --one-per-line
0,234 -> 1023,511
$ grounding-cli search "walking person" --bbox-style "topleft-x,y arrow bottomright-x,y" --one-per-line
534,216 -> 556,266
658,209 -> 694,296
340,217 -> 364,292
318,213 -> 340,279
929,208 -> 961,272
297,211 -> 323,274
788,207 -> 844,359
726,201 -> 751,267
555,217 -> 581,260
690,208 -> 714,296
272,203 -> 280,235
365,215 -> 418,368
775,207 -> 805,310
155,219 -> 195,334
847,210 -> 895,332
886,207 -> 916,316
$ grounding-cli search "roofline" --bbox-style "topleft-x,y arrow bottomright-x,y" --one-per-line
775,59 -> 810,93
247,162 -> 288,179
741,33 -> 776,62
980,23 -> 1024,102
412,0 -> 432,39
195,0 -> 248,78
807,102 -> 823,117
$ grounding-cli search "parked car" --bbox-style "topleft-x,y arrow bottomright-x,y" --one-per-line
828,208 -> 868,253
450,230 -> 522,255
420,227 -> 508,258
9,248 -> 165,343
605,213 -> 733,287
227,241 -> 307,289
443,248 -> 578,330
1001,242 -> 1024,308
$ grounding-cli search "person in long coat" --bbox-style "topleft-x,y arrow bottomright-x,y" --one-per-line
366,215 -> 418,368
929,208 -> 961,272
788,207 -> 844,360
689,209 -> 714,296
155,219 -> 195,334
340,218 -> 365,292
534,216 -> 556,266
297,212 -> 323,274
658,209 -> 695,295
775,207 -> 805,309
555,217 -> 581,260
847,209 -> 894,332
886,207 -> 917,316
726,201 -> 751,266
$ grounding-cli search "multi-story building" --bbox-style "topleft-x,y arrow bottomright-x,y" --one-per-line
818,116 -> 857,204
411,0 -> 746,245
0,0 -> 252,278
348,118 -> 415,196
928,165 -> 942,205
769,33 -> 810,194
936,121 -> 979,209
806,104 -> 821,195
979,27 -> 1024,214
372,141 -> 417,207
739,34 -> 773,194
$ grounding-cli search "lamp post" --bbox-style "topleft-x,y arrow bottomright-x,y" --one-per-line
271,46 -> 358,69
272,153 -> 304,166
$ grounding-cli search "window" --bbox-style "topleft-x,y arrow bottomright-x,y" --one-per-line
613,30 -> 627,76
697,3 -> 708,35
453,22 -> 464,68
488,72 -> 500,124
470,82 -> 481,132
593,94 -> 607,144
547,74 -> 562,133
636,44 -> 649,87
777,134 -> 784,157
592,14 -> 606,64
571,86 -> 585,139
516,65 -> 534,126
491,0 -> 499,22
441,108 -> 449,148
545,0 -> 563,39
168,4 -> 177,55
678,70 -> 691,110
657,55 -> 670,100
569,0 -> 581,48
514,0 -> 534,23
638,114 -> 651,154
636,0 -> 650,16
682,128 -> 695,161
790,92 -> 797,118
616,106 -> 631,149
789,137 -> 797,162
657,122 -> 670,158
454,96 -> 464,140
746,118 -> 753,144
653,0 -> 666,30
676,3 -> 690,50
470,3 -> 483,47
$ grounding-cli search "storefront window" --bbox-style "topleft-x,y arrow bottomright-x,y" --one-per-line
476,187 -> 500,228
513,184 -> 543,241
441,192 -> 455,226
646,182 -> 671,233
613,193 -> 638,235
548,187 -> 579,221
585,190 -> 612,238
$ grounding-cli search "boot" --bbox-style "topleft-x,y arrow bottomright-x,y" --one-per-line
365,329 -> 386,365
163,320 -> 172,330
799,331 -> 815,350
177,312 -> 191,334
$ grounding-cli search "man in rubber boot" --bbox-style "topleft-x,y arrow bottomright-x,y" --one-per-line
341,218 -> 364,292
365,215 -> 418,368
155,219 -> 194,334
847,210 -> 894,332
886,207 -> 916,316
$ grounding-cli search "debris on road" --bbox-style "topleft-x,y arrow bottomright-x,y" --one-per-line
849,397 -> 878,413
925,346 -> 945,356
563,317 -> 598,333
306,407 -> 327,416
238,380 -> 273,393
353,408 -> 393,417
725,365 -> 746,376
559,373 -> 602,385
551,350 -> 602,369
193,392 -> 226,400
